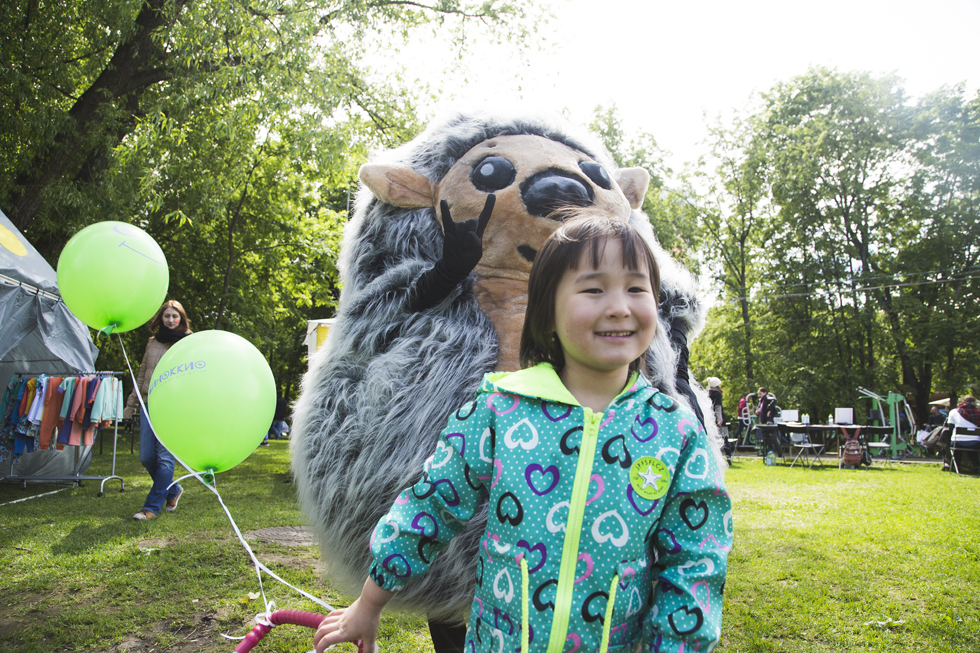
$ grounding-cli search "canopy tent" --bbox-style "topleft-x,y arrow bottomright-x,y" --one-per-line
303,318 -> 336,362
1,209 -> 99,480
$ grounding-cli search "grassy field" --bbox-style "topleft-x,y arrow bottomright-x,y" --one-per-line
1,440 -> 978,652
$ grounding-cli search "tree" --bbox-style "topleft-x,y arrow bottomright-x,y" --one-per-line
2,0 -> 541,400
689,113 -> 774,398
691,70 -> 980,422
903,86 -> 980,403
589,105 -> 700,268
1,0 -> 537,253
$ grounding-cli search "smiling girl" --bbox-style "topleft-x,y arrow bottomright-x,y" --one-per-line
314,214 -> 731,653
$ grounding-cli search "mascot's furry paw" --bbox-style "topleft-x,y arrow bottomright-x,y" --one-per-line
290,110 -> 717,621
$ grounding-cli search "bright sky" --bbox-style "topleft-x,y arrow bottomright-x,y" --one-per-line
386,0 -> 980,170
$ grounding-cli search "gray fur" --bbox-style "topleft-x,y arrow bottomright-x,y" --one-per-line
291,111 -> 718,622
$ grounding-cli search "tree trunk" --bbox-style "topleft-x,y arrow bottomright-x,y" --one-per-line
741,293 -> 754,384
9,0 -> 186,231
213,220 -> 238,332
913,362 -> 932,426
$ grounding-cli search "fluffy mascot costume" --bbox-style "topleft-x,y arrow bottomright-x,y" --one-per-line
291,111 -> 717,623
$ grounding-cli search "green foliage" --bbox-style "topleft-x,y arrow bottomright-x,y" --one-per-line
692,69 -> 980,420
1,0 -> 538,400
688,113 -> 775,392
589,105 -> 700,269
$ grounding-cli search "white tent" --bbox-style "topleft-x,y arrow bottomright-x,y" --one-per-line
303,318 -> 336,362
1,209 -> 99,480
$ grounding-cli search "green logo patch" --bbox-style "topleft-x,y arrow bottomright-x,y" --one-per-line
629,456 -> 670,500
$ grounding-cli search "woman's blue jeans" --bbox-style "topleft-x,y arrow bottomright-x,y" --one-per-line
139,409 -> 181,514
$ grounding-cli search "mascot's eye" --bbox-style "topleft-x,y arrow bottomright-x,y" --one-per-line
579,162 -> 612,190
471,156 -> 517,192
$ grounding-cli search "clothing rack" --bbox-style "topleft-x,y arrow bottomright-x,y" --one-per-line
1,371 -> 125,495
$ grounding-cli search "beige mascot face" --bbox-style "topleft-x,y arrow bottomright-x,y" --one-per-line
359,134 -> 650,371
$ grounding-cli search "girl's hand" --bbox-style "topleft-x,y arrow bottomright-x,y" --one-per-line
313,599 -> 382,653
314,578 -> 393,653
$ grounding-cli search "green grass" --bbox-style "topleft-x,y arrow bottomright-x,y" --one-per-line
721,457 -> 980,652
1,442 -> 978,652
0,440 -> 430,653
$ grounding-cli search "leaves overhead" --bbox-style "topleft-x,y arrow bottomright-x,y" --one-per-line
689,68 -> 980,422
1,0 -> 537,399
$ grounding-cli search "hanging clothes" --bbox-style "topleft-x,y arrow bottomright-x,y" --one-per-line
56,376 -> 78,450
13,376 -> 45,455
26,375 -> 49,424
0,377 -> 19,463
18,377 -> 37,421
65,376 -> 91,447
37,377 -> 64,450
79,377 -> 101,446
90,376 -> 123,426
8,377 -> 28,430
1,373 -> 125,465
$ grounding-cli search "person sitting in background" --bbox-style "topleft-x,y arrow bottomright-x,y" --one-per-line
946,395 -> 980,472
898,411 -> 913,437
265,394 -> 290,445
949,396 -> 980,429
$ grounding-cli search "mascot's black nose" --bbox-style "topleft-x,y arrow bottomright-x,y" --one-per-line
521,171 -> 594,218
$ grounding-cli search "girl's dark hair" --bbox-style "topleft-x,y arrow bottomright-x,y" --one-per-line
519,211 -> 660,373
149,299 -> 192,334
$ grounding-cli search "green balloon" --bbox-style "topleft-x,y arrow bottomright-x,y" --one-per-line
57,221 -> 168,333
148,331 -> 276,473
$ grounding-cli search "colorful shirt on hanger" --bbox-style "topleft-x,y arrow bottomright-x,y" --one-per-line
37,377 -> 65,450
56,377 -> 79,449
2,373 -> 126,462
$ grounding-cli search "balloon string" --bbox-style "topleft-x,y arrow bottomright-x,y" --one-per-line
115,333 -> 335,629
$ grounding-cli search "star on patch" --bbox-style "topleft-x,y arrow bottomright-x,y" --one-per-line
639,464 -> 663,491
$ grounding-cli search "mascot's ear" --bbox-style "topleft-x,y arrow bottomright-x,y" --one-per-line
359,163 -> 436,208
616,167 -> 651,209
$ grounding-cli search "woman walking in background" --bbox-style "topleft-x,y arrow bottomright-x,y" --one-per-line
126,300 -> 192,520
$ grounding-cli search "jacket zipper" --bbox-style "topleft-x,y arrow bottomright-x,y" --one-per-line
521,557 -> 530,652
599,573 -> 620,653
545,408 -> 602,653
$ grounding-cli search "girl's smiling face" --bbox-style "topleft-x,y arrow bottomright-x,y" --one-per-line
552,238 -> 658,379
161,307 -> 181,330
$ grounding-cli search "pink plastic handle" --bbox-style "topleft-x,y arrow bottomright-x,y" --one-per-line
233,609 -> 327,653
271,609 -> 327,629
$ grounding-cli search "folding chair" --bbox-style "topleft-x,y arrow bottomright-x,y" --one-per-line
866,441 -> 893,468
126,407 -> 141,454
786,426 -> 824,469
950,427 -> 980,476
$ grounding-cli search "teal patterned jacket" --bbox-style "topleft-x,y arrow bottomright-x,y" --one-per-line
368,363 -> 732,653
